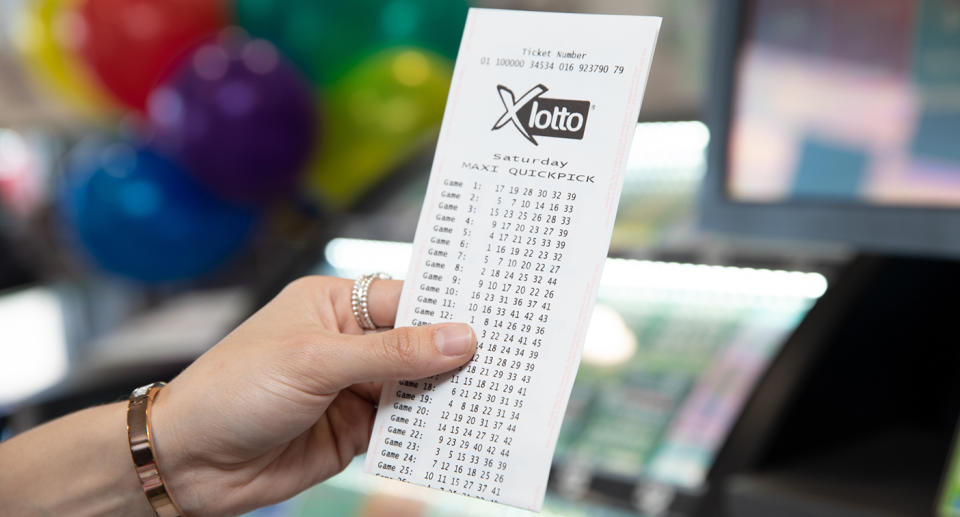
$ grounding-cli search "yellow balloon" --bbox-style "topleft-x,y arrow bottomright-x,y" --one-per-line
13,0 -> 113,117
306,47 -> 453,209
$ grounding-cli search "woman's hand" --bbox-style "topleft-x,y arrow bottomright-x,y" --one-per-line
151,276 -> 476,516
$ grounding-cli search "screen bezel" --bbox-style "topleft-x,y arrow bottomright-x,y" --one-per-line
700,0 -> 960,258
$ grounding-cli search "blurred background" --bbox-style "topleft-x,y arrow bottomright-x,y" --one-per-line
2,0 -> 960,516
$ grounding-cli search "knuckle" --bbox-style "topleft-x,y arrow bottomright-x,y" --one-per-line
288,275 -> 329,291
278,334 -> 343,394
281,333 -> 325,371
382,327 -> 423,367
284,275 -> 348,301
284,275 -> 321,296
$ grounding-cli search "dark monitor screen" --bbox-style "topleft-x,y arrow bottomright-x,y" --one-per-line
701,0 -> 960,257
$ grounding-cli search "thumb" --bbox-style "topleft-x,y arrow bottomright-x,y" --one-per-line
322,323 -> 477,390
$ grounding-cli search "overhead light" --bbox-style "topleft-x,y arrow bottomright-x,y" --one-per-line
582,304 -> 637,367
323,238 -> 828,300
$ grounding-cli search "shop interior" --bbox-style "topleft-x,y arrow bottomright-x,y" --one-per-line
2,0 -> 960,516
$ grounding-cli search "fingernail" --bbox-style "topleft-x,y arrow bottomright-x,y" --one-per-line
434,324 -> 475,357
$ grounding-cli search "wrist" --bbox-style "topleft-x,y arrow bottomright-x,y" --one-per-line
0,402 -> 156,517
147,384 -> 202,516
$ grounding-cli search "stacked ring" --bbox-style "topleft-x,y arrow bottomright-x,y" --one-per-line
352,273 -> 392,330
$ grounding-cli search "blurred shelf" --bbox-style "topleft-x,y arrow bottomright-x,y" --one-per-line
3,286 -> 251,424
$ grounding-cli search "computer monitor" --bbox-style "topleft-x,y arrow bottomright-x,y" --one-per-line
701,0 -> 960,257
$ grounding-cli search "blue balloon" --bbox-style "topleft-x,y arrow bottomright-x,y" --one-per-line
61,143 -> 256,283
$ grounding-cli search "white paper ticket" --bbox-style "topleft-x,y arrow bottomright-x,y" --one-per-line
365,8 -> 661,511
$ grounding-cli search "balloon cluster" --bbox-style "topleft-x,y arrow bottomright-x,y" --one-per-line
13,0 -> 466,283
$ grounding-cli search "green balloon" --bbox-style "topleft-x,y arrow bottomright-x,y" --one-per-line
307,47 -> 453,208
232,0 -> 468,86
376,0 -> 469,59
233,0 -> 384,85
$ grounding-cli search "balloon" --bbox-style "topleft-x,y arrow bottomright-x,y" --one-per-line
232,0 -> 466,86
12,0 -> 113,116
146,33 -> 316,204
375,0 -> 469,60
307,48 -> 452,208
232,0 -> 383,86
60,143 -> 256,283
73,0 -> 226,112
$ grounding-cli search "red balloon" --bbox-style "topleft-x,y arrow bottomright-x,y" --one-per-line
73,0 -> 225,112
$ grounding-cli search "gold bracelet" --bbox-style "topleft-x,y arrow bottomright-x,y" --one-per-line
127,382 -> 183,517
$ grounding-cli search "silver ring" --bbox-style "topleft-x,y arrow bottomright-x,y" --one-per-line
352,273 -> 391,330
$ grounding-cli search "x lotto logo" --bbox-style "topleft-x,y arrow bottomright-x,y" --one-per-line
492,84 -> 590,145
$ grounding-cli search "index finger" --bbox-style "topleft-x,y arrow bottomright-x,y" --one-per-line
331,277 -> 403,332
366,278 -> 403,327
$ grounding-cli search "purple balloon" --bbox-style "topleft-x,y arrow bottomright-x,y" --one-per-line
147,33 -> 316,203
